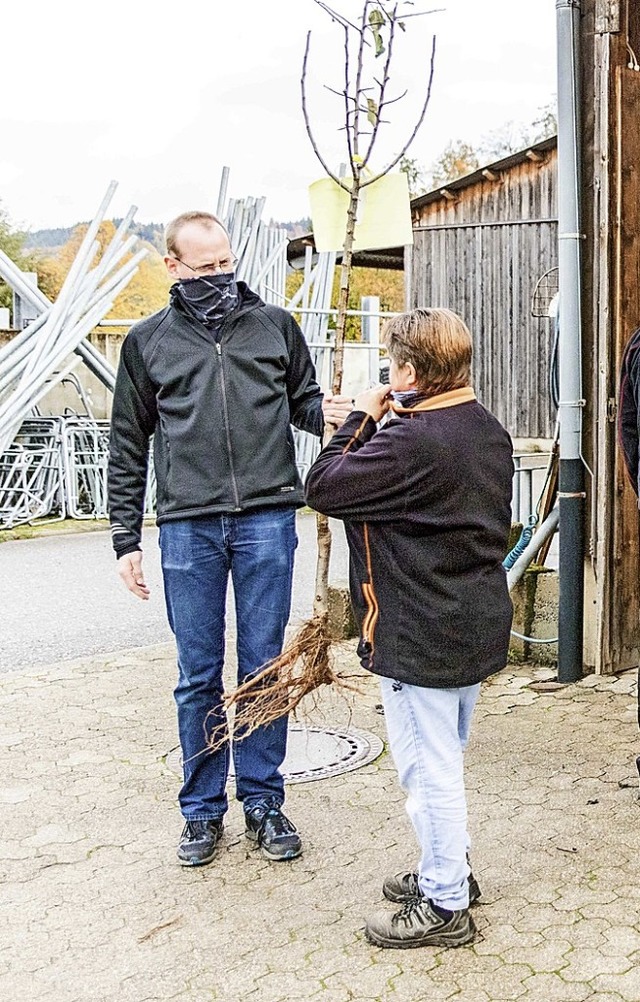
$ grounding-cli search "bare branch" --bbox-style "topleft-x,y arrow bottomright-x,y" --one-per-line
324,83 -> 353,100
361,2 -> 398,167
342,18 -> 355,168
378,88 -> 409,109
301,31 -> 351,191
314,0 -> 371,42
348,2 -> 370,174
361,33 -> 437,186
395,8 -> 445,18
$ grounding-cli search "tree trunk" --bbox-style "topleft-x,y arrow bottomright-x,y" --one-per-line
314,174 -> 362,618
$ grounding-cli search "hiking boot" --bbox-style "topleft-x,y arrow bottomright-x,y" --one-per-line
382,863 -> 481,906
245,805 -> 302,861
365,897 -> 476,949
177,818 -> 223,866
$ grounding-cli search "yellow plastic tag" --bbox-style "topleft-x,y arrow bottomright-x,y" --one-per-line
308,171 -> 413,253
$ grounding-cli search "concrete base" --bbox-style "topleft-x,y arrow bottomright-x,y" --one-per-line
510,566 -> 559,666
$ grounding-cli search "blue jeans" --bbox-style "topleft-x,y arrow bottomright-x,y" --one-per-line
159,508 -> 297,820
380,676 -> 481,911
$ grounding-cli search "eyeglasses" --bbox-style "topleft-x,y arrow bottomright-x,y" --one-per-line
171,253 -> 238,276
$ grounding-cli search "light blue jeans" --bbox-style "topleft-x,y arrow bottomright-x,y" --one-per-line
380,676 -> 481,911
159,508 -> 297,820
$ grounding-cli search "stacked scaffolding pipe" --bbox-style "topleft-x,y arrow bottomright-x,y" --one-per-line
222,186 -> 288,307
0,251 -> 116,390
289,248 -> 337,479
0,182 -> 146,456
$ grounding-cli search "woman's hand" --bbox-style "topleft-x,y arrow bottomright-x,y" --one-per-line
353,384 -> 392,422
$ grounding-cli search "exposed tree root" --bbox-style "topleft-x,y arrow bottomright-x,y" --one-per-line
205,613 -> 364,753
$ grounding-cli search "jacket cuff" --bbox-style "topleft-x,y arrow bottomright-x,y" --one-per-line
113,540 -> 142,560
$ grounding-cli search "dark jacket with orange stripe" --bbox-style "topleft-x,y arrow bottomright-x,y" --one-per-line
304,390 -> 514,689
618,326 -> 640,498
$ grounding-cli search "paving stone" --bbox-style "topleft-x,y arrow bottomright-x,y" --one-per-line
600,926 -> 640,956
520,973 -> 592,1000
592,967 -> 640,1001
455,961 -> 531,998
5,642 -> 640,1001
560,947 -> 633,982
500,938 -> 572,971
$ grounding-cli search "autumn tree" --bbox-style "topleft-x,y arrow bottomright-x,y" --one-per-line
398,155 -> 429,197
427,139 -> 480,188
0,205 -> 49,311
417,100 -> 559,189
40,221 -> 171,324
287,263 -> 404,341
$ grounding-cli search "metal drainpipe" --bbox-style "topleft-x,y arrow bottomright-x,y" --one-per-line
556,0 -> 584,683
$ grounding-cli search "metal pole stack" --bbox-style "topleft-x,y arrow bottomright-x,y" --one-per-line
0,182 -> 146,457
0,250 -> 117,391
287,247 -> 337,479
222,190 -> 289,307
0,182 -> 148,528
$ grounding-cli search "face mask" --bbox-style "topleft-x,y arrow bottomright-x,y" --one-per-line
174,272 -> 239,327
391,390 -> 421,406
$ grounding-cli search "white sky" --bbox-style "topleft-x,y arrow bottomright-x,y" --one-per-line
2,0 -> 557,231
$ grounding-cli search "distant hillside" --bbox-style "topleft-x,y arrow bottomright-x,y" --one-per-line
270,218 -> 312,238
24,226 -> 75,251
25,217 -> 311,253
25,220 -> 166,254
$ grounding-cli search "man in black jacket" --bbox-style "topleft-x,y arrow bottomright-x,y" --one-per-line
306,308 -> 513,949
108,211 -> 351,866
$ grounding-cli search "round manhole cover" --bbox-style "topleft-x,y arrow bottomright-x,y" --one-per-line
165,724 -> 384,784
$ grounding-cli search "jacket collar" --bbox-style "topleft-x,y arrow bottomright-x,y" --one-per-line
390,386 -> 476,415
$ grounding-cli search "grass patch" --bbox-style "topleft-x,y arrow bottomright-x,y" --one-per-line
0,518 -> 111,543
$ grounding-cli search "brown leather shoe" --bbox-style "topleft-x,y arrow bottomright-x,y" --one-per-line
382,865 -> 481,906
365,897 -> 476,949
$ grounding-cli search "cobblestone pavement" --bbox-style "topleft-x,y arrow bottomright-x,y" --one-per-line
2,641 -> 640,1002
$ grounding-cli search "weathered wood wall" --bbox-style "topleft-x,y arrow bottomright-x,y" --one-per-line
409,145 -> 558,439
582,0 -> 640,673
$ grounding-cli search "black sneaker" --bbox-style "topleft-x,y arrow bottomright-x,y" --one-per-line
177,818 -> 223,866
365,897 -> 476,949
244,805 -> 302,861
382,863 -> 481,906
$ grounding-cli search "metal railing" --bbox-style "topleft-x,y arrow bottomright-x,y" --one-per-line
0,414 -> 156,529
512,453 -> 552,527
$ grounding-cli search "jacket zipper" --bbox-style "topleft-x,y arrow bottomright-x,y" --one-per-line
216,342 -> 241,510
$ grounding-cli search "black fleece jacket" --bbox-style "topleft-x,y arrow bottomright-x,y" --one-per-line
305,396 -> 514,689
108,283 -> 323,557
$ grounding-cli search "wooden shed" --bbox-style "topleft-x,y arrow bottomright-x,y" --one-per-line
408,136 -> 558,440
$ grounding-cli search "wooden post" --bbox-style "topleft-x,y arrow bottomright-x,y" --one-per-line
582,0 -> 640,672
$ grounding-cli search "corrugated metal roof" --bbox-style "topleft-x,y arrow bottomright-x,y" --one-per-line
410,135 -> 557,211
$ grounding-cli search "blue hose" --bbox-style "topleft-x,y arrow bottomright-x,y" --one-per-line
503,517 -> 537,570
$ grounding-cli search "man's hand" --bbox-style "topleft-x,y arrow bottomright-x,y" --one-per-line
354,384 -> 392,423
322,394 -> 354,428
117,551 -> 150,601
